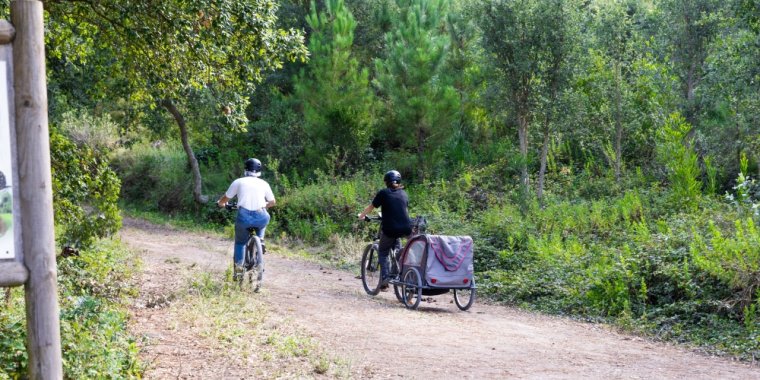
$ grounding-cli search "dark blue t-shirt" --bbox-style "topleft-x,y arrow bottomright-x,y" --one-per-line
372,187 -> 411,238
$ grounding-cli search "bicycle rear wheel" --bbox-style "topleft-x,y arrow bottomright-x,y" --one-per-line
361,244 -> 381,296
245,235 -> 263,292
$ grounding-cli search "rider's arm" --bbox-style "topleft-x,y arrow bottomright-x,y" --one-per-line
358,204 -> 375,220
217,195 -> 230,208
266,199 -> 276,209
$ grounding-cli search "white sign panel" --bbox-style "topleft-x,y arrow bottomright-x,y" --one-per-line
0,60 -> 14,259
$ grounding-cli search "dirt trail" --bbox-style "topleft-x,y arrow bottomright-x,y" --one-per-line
122,218 -> 759,379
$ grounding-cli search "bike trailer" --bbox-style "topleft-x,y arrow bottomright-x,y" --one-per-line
400,234 -> 474,288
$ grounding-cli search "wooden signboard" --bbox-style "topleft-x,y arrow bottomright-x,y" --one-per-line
0,19 -> 25,287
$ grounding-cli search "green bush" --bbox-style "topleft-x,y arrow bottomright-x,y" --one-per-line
691,218 -> 760,315
275,173 -> 377,242
657,113 -> 702,211
51,127 -> 121,250
111,143 -> 193,212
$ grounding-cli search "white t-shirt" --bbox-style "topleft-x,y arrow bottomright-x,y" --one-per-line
225,176 -> 275,211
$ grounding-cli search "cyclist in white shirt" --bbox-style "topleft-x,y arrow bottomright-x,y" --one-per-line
217,158 -> 276,269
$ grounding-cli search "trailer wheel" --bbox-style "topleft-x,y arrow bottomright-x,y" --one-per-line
454,283 -> 475,311
402,267 -> 422,310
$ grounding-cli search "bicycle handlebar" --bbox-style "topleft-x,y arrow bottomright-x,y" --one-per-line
224,202 -> 238,211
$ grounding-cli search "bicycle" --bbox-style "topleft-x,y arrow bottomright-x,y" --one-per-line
225,201 -> 264,292
360,215 -> 426,301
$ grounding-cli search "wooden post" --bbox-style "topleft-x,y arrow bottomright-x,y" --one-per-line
0,19 -> 27,287
11,1 -> 63,379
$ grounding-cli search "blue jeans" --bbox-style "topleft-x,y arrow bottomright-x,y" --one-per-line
234,207 -> 270,265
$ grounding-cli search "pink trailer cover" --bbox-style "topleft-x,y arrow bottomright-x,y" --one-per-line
403,235 -> 474,288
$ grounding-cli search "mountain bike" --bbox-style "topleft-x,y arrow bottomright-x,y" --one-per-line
225,202 -> 264,292
360,215 -> 426,301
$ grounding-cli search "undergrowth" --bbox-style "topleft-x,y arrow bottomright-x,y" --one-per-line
0,239 -> 142,378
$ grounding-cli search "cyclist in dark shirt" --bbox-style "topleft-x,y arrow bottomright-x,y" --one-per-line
358,170 -> 412,289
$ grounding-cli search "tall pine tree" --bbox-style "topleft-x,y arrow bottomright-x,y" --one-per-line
294,0 -> 375,173
374,0 -> 457,180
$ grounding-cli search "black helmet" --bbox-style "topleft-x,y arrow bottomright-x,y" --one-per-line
383,170 -> 401,186
244,158 -> 262,173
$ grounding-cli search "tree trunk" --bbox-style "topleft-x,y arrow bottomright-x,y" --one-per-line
161,99 -> 207,204
518,112 -> 530,194
614,63 -> 623,183
537,120 -> 550,204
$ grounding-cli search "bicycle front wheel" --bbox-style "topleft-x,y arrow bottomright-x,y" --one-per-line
361,243 -> 381,296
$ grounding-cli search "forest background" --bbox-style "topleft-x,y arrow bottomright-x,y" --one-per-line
1,0 -> 760,376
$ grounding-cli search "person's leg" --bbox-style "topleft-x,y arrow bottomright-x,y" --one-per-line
378,232 -> 396,284
389,237 -> 402,277
233,222 -> 248,266
234,209 -> 256,266
253,211 -> 270,240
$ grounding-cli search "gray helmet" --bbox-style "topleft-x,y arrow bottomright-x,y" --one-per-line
244,158 -> 262,173
383,170 -> 401,187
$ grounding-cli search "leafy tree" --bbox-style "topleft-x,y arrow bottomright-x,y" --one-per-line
590,0 -> 638,183
699,0 -> 760,181
41,0 -> 308,204
478,0 -> 576,197
374,0 -> 457,180
535,0 -> 578,202
657,0 -> 724,130
294,0 -> 375,173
